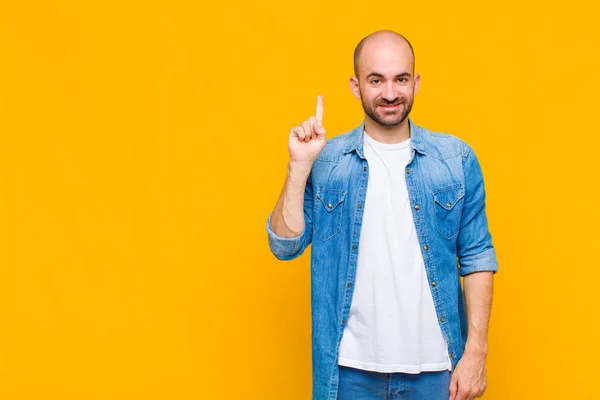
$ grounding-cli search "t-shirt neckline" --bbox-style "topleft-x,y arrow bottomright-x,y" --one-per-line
364,131 -> 412,150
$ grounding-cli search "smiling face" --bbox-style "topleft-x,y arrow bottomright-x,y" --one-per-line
350,34 -> 420,128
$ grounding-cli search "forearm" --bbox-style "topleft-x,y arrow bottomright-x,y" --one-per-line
270,162 -> 312,238
463,271 -> 494,356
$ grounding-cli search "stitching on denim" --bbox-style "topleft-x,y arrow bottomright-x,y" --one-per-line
405,161 -> 458,370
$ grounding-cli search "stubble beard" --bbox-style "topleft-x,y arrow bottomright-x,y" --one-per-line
361,93 -> 414,128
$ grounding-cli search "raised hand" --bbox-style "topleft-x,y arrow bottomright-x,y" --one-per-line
288,95 -> 327,166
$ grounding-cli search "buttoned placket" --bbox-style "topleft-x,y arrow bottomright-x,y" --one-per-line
348,160 -> 368,305
330,156 -> 370,400
405,147 -> 458,367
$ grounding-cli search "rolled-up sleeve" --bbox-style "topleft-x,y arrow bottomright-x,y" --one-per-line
457,144 -> 499,276
265,172 -> 314,261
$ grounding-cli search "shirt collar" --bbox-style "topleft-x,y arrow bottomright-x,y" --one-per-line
343,117 -> 426,158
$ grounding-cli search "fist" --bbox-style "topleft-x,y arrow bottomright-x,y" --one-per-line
288,95 -> 327,165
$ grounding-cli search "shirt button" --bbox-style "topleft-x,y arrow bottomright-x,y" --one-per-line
432,282 -> 437,287
363,166 -> 367,172
342,319 -> 346,324
446,202 -> 452,207
423,245 -> 429,250
406,169 -> 411,174
450,352 -> 455,358
352,245 -> 357,250
347,283 -> 352,288
414,205 -> 420,210
440,317 -> 445,322
327,203 -> 332,208
357,204 -> 362,209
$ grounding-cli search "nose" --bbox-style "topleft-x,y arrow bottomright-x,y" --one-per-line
382,82 -> 397,102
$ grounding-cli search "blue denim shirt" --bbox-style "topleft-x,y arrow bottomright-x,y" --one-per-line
266,118 -> 498,400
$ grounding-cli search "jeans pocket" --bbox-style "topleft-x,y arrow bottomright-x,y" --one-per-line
432,184 -> 465,239
314,187 -> 346,241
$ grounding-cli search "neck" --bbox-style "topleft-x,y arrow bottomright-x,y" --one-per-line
363,116 -> 411,144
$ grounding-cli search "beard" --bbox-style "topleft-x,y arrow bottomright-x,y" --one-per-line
361,94 -> 414,127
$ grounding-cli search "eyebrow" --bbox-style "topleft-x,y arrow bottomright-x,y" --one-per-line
365,72 -> 412,79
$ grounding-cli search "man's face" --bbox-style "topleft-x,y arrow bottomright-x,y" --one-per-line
351,41 -> 420,127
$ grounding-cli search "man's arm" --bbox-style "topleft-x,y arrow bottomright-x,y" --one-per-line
266,95 -> 326,261
449,271 -> 493,400
266,163 -> 314,260
456,144 -> 498,276
463,271 -> 493,357
450,143 -> 498,400
270,163 -> 312,238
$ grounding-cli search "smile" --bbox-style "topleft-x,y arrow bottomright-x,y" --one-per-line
379,103 -> 401,110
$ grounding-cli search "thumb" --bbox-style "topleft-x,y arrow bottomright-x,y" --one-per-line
313,122 -> 326,139
448,373 -> 458,400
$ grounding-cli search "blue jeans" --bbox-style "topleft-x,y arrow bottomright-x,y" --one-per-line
337,365 -> 451,400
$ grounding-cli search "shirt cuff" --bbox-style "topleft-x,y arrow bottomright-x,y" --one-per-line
266,213 -> 304,260
459,247 -> 498,276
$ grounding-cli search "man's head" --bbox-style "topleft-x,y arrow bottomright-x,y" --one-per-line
350,30 -> 420,128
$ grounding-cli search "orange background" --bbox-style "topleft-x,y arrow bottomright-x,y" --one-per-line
0,0 -> 599,398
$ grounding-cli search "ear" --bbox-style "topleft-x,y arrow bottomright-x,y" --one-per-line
349,76 -> 361,100
413,73 -> 421,95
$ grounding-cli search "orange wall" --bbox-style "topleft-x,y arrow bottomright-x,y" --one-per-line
0,0 -> 598,398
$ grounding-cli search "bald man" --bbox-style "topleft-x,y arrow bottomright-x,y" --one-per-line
266,30 -> 498,400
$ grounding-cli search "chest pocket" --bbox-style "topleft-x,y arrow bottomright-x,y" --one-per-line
432,184 -> 465,239
314,187 -> 346,241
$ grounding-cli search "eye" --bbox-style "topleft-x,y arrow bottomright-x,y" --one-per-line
397,77 -> 408,82
371,79 -> 380,84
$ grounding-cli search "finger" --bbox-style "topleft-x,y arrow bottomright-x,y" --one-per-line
312,121 -> 326,139
456,387 -> 470,400
291,127 -> 305,142
448,375 -> 458,400
315,94 -> 323,126
301,121 -> 312,142
309,117 -> 318,139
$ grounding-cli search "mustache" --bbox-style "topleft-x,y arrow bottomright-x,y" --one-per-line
377,99 -> 404,106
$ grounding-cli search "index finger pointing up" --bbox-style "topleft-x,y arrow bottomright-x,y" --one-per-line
316,94 -> 323,126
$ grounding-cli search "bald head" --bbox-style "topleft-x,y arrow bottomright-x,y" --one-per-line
353,30 -> 415,79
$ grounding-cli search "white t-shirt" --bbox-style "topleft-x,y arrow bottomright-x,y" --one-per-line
337,131 -> 452,374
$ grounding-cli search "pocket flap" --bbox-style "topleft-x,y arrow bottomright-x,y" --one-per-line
433,185 -> 465,211
316,187 -> 347,212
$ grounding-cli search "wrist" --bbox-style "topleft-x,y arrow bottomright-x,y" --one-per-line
464,341 -> 488,357
287,160 -> 312,180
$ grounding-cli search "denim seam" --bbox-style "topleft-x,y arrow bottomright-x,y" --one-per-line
406,156 -> 458,369
328,157 -> 369,400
